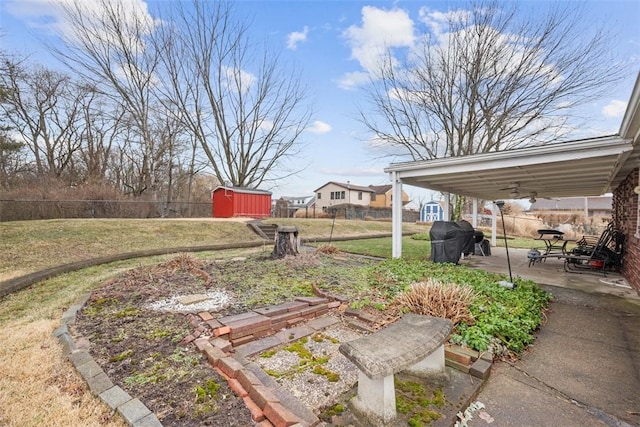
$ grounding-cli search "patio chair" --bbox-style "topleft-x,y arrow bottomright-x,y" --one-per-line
564,222 -> 625,275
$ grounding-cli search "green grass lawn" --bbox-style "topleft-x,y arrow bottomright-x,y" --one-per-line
313,233 -> 539,260
313,236 -> 430,260
0,219 -> 260,281
0,216 -> 540,283
0,218 -> 428,281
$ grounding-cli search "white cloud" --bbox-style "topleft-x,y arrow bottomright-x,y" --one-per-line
222,65 -> 256,91
306,120 -> 332,134
286,26 -> 309,50
341,6 -> 414,86
418,6 -> 471,41
602,100 -> 627,118
337,71 -> 370,90
6,0 -> 159,45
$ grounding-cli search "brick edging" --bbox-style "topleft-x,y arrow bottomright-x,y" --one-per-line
53,293 -> 162,427
185,296 -> 349,427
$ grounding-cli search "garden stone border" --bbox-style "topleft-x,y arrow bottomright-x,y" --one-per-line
54,292 -> 163,427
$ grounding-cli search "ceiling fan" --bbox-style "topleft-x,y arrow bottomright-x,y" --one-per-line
499,182 -> 539,203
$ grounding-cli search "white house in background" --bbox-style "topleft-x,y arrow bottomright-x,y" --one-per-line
274,195 -> 316,217
314,181 -> 375,213
282,195 -> 315,208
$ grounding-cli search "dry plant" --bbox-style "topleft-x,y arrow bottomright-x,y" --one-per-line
393,278 -> 476,326
497,215 -> 545,238
315,244 -> 340,255
160,253 -> 212,287
161,252 -> 205,271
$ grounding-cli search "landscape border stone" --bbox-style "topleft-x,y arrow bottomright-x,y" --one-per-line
53,293 -> 163,427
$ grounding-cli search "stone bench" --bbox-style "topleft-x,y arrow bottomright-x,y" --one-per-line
338,314 -> 452,425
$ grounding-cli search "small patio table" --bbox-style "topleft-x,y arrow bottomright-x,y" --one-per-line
533,229 -> 575,259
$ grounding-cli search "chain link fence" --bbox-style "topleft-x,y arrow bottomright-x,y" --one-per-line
0,199 -> 212,221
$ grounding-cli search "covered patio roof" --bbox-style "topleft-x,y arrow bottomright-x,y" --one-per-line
383,135 -> 636,201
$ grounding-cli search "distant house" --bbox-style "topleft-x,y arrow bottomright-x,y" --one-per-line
368,184 -> 410,208
529,196 -> 612,218
274,195 -> 316,218
420,201 -> 445,222
212,186 -> 272,218
314,181 -> 375,213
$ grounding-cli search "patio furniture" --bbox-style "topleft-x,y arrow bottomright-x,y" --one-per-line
563,223 -> 625,275
533,229 -> 572,258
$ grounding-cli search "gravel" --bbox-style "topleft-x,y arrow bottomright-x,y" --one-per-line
252,322 -> 364,410
145,290 -> 233,313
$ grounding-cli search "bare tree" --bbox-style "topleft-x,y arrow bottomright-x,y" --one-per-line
75,85 -> 125,185
0,130 -> 28,189
0,59 -> 85,180
361,0 -> 628,218
49,0 -> 167,198
156,0 -> 312,189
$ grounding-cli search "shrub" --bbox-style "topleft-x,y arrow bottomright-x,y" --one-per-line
394,279 -> 476,326
369,259 -> 551,355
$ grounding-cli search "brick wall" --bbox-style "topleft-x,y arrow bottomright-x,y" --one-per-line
613,169 -> 639,295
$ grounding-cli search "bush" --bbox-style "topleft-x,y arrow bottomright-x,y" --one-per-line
369,259 -> 551,356
394,279 -> 475,326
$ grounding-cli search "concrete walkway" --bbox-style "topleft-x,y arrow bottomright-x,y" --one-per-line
462,248 -> 640,427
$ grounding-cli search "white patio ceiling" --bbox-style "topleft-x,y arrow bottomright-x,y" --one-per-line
384,135 -> 637,201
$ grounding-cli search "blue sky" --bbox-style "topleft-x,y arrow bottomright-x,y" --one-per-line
1,0 -> 639,204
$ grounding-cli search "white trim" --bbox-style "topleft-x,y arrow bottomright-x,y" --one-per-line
382,136 -> 633,201
384,136 -> 629,174
620,71 -> 640,140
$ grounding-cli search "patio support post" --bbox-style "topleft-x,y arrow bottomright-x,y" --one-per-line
443,193 -> 450,221
491,203 -> 497,247
391,172 -> 403,258
472,198 -> 478,228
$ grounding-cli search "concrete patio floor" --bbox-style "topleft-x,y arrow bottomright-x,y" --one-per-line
459,247 -> 640,427
461,246 -> 639,302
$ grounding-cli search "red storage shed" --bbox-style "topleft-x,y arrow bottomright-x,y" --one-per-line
212,186 -> 272,218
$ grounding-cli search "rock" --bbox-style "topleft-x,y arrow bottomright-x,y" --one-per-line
177,294 -> 212,305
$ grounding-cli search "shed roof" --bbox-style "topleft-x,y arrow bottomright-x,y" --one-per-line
213,186 -> 272,195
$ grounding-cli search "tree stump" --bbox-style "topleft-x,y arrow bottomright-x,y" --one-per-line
272,226 -> 300,259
